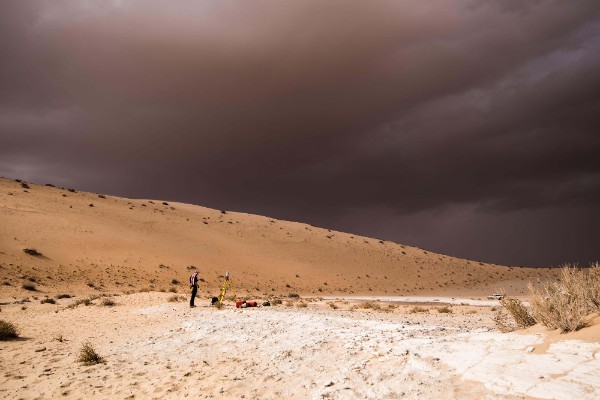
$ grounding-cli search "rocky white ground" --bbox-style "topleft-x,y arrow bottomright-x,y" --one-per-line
1,293 -> 598,399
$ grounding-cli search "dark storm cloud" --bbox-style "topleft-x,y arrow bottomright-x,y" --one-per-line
1,0 -> 599,266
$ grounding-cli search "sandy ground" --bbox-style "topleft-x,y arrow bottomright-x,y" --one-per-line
0,177 -> 560,298
1,292 -> 599,400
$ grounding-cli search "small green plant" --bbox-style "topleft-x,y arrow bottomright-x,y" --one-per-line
0,320 -> 19,340
78,342 -> 104,365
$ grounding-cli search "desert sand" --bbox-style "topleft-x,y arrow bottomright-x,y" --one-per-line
0,177 -> 558,298
1,177 -> 598,399
1,294 -> 599,399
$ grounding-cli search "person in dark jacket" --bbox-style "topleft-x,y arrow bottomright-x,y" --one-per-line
189,270 -> 199,307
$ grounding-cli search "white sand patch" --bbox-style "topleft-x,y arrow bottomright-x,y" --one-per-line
1,294 -> 598,399
323,295 -> 502,307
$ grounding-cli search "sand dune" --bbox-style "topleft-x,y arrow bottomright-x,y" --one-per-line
0,177 -> 558,300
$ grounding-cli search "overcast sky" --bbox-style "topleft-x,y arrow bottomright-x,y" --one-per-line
1,0 -> 599,267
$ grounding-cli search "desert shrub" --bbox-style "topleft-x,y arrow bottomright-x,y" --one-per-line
0,320 -> 19,340
168,287 -> 177,293
101,298 -> 115,307
327,302 -> 338,309
78,342 -> 104,365
437,306 -> 453,314
271,299 -> 282,305
22,283 -> 36,291
586,262 -> 600,309
499,297 -> 536,329
493,309 -> 516,333
287,293 -> 300,298
360,301 -> 380,310
527,265 -> 600,333
171,279 -> 179,285
167,295 -> 186,302
68,298 -> 92,309
41,298 -> 56,304
410,306 -> 428,314
23,248 -> 42,256
284,301 -> 293,307
297,302 -> 307,308
55,294 -> 72,299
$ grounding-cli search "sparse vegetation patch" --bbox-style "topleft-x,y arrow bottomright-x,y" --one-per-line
528,264 -> 599,332
78,342 -> 104,365
23,248 -> 42,256
410,306 -> 428,314
0,320 -> 19,340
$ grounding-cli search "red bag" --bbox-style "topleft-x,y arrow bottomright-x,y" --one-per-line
235,300 -> 245,308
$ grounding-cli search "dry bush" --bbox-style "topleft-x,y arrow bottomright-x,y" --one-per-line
493,310 -> 515,333
410,306 -> 428,314
499,297 -> 536,329
0,320 -> 19,340
327,302 -> 338,310
41,298 -> 56,304
55,294 -> 72,299
101,298 -> 115,307
360,301 -> 380,310
284,301 -> 293,307
271,299 -> 282,306
22,283 -> 36,291
287,293 -> 300,299
68,298 -> 92,309
168,287 -> 177,293
78,342 -> 104,365
167,295 -> 186,303
527,265 -> 599,333
297,302 -> 307,308
23,248 -> 42,256
587,262 -> 600,309
437,306 -> 453,314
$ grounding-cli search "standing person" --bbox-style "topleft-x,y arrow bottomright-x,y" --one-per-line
189,270 -> 199,308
